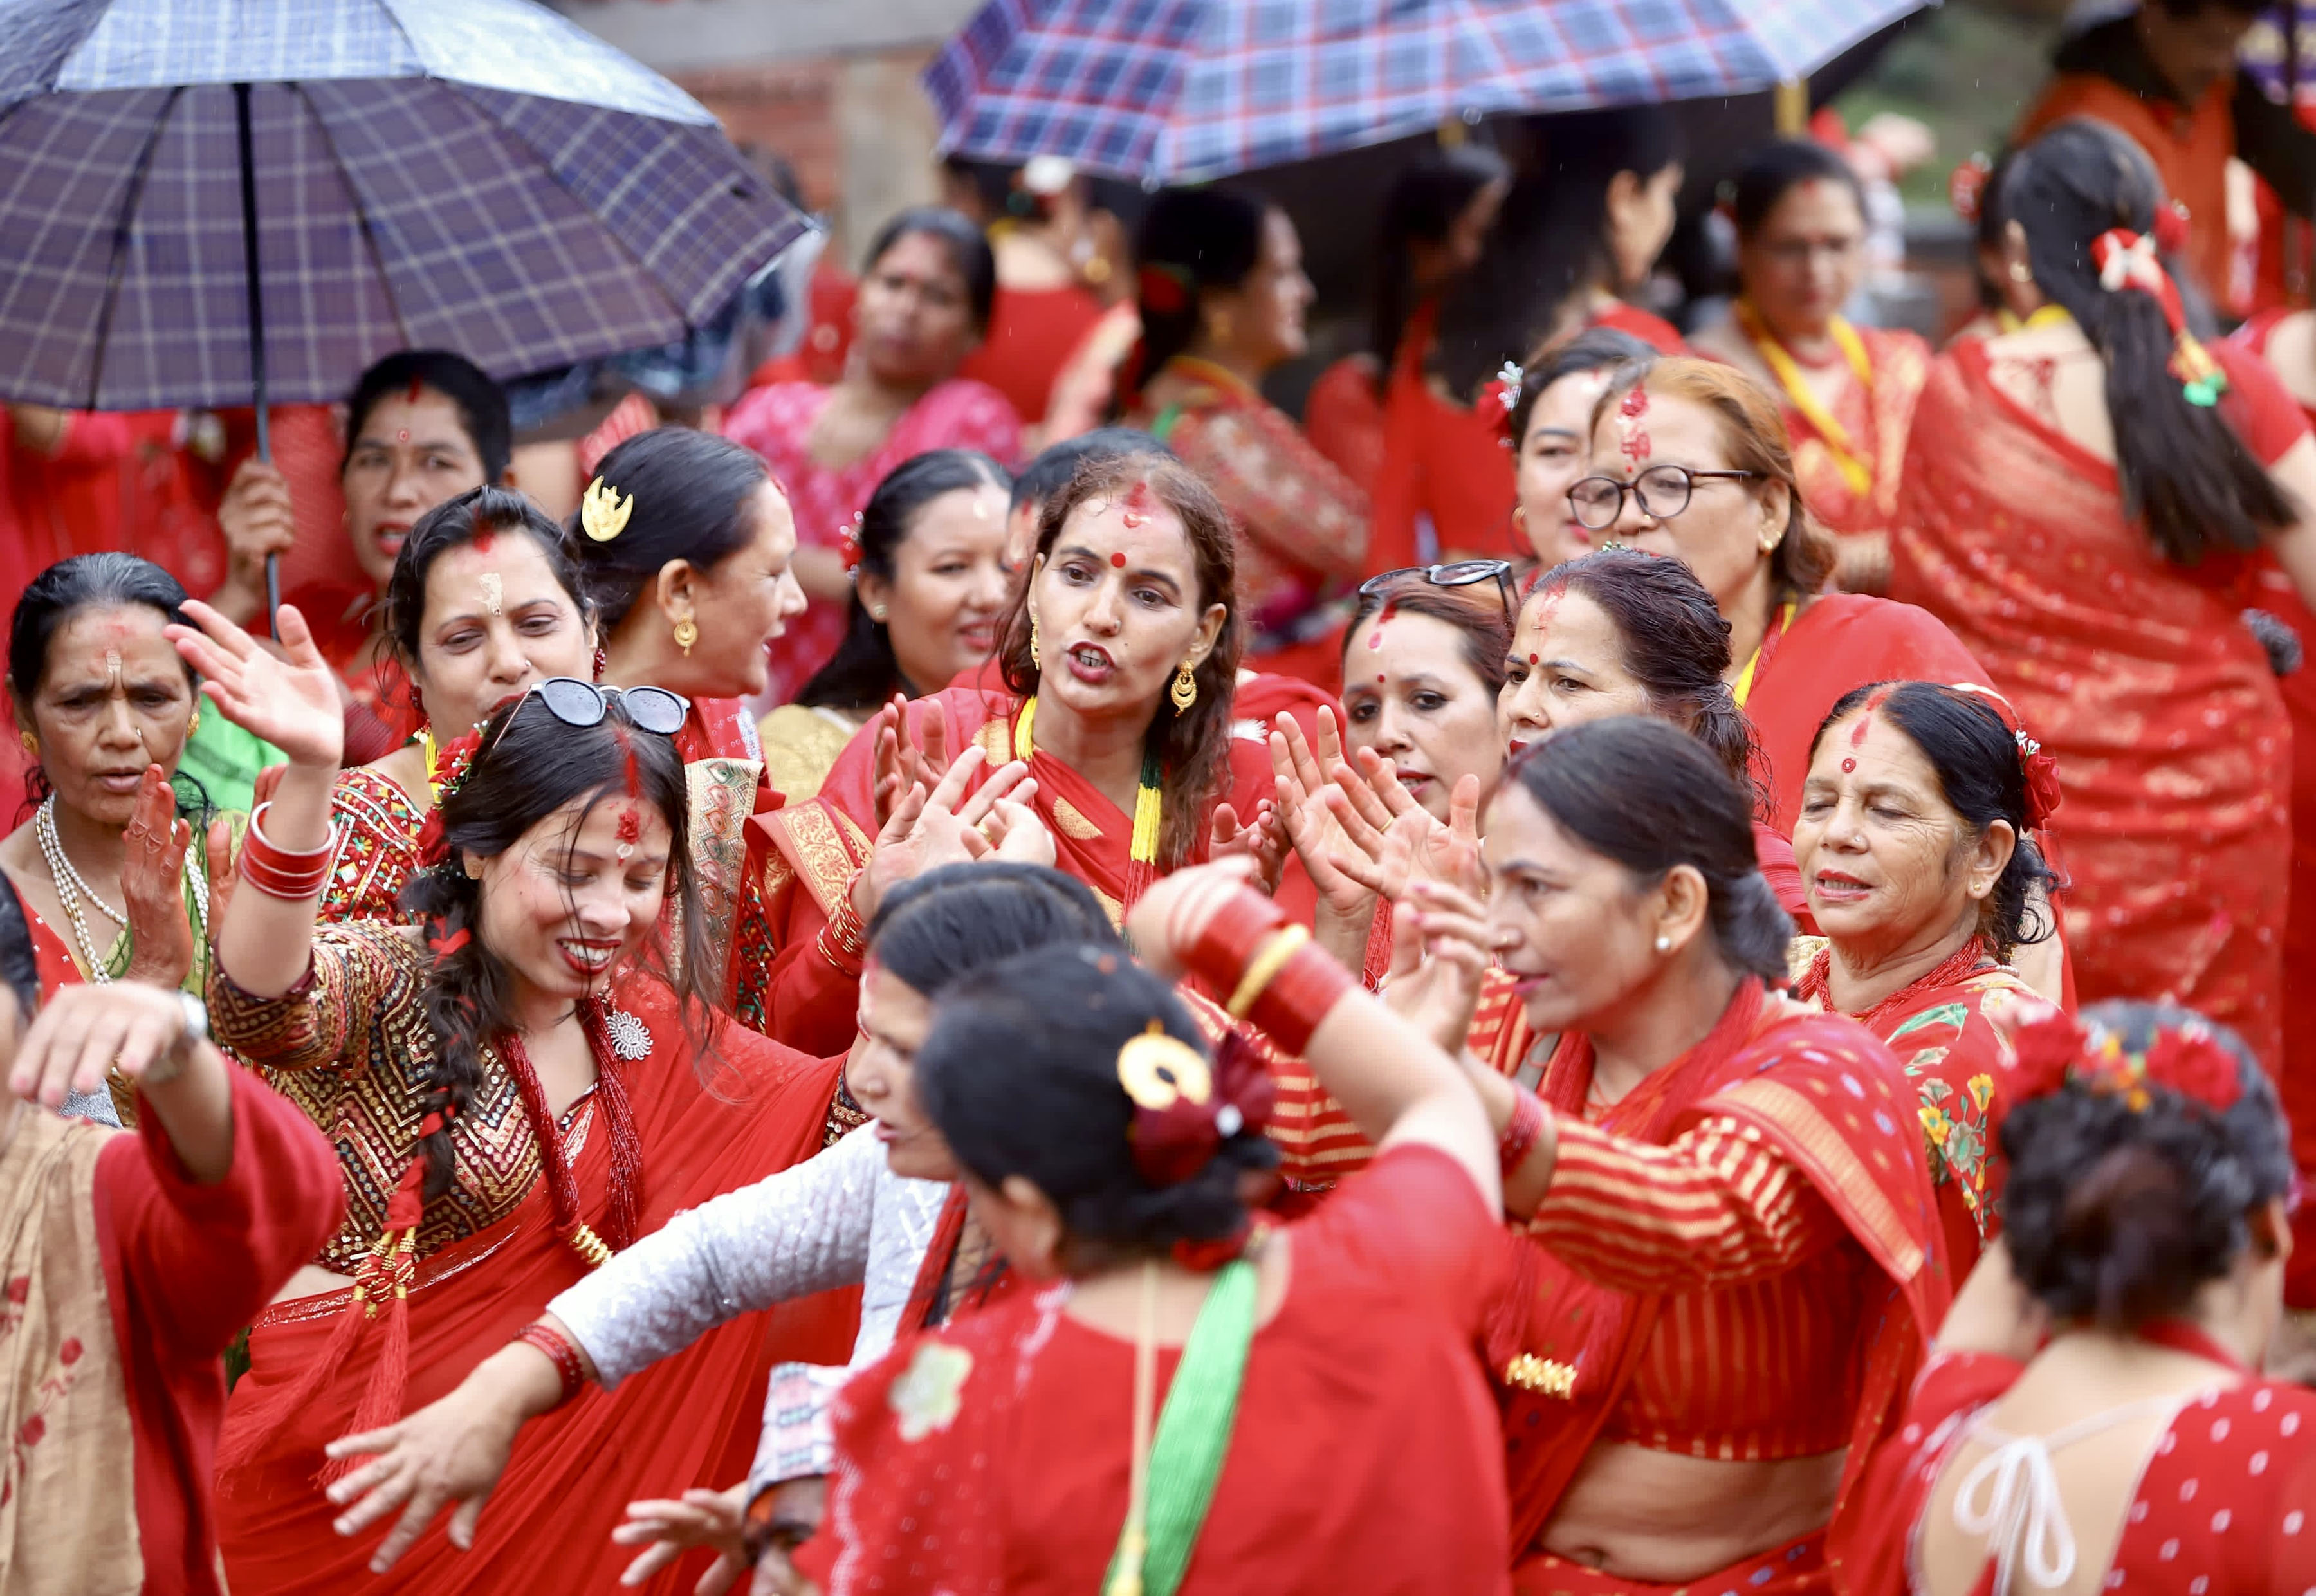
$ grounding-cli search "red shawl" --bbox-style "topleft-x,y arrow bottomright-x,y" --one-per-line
1890,338 -> 2298,1070
1487,982 -> 1948,1559
216,980 -> 847,1596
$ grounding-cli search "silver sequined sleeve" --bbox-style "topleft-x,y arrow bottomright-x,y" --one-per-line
549,1122 -> 888,1390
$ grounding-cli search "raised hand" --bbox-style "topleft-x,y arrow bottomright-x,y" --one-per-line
118,766 -> 196,990
201,817 -> 238,946
5,978 -> 203,1110
959,794 -> 1057,868
611,1483 -> 749,1593
1379,868 -> 1493,1055
1206,799 -> 1283,894
856,747 -> 1036,920
1268,710 -> 1374,917
212,457 -> 297,625
167,600 -> 344,771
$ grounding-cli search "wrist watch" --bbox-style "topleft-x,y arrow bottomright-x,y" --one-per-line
144,991 -> 208,1087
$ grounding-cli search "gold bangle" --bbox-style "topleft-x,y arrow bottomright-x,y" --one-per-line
1226,924 -> 1310,1021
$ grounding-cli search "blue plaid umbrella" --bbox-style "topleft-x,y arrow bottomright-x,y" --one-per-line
0,0 -> 806,416
928,0 -> 1936,183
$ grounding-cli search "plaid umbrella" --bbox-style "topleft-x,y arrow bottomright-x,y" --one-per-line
928,0 -> 1937,183
0,0 -> 807,414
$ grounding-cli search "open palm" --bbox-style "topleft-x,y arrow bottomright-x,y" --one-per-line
167,600 -> 344,770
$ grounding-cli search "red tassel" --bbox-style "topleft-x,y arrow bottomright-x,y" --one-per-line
499,1035 -> 581,1236
583,1005 -> 644,1249
215,1276 -> 376,1487
326,1248 -> 413,1485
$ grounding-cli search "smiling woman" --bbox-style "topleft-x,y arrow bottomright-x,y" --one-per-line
170,601 -> 847,1596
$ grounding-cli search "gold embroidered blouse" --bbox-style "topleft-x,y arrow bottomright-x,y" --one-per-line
208,922 -> 570,1274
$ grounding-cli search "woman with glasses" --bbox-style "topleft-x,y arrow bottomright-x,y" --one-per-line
1690,141 -> 1930,594
1894,120 -> 2316,1077
1573,356 -> 1987,834
1505,326 -> 1660,572
170,604 -> 845,1596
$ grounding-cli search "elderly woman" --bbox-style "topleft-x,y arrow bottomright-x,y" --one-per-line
1386,717 -> 1944,1595
1576,356 -> 1987,831
0,884 -> 340,1595
0,556 -> 227,1120
1790,680 -> 2059,1273
1843,1001 -> 2313,1595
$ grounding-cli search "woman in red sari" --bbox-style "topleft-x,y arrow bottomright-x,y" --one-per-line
171,604 -> 842,1595
1123,188 -> 1367,684
1790,681 -> 2060,1273
1578,356 -> 1987,834
1891,118 -> 2316,1074
733,451 -> 1265,1056
793,861 -> 1512,1596
1690,141 -> 1929,596
1303,145 -> 1511,498
1371,107 -> 1686,576
1841,999 -> 2315,1596
1383,717 -> 1945,1594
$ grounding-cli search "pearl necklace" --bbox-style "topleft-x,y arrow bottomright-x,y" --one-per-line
34,796 -> 208,984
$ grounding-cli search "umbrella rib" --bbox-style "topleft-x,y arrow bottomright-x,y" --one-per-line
82,86 -> 186,412
291,82 -> 421,353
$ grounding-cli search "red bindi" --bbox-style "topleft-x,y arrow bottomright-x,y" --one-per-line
1528,652 -> 1539,664
1109,552 -> 1126,568
472,529 -> 495,554
616,806 -> 641,843
396,428 -> 410,443
1840,757 -> 1857,773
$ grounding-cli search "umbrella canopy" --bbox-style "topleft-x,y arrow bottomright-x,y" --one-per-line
927,0 -> 1938,184
0,0 -> 807,410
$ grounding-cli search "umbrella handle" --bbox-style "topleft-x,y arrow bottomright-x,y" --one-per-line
264,553 -> 280,641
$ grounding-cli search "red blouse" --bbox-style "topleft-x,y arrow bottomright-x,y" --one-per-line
795,1144 -> 1512,1595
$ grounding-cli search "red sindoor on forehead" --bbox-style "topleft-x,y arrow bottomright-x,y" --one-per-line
406,374 -> 425,403
1119,480 -> 1157,529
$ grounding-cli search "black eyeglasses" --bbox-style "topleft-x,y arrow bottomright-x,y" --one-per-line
1356,560 -> 1517,620
489,677 -> 689,753
1567,466 -> 1760,531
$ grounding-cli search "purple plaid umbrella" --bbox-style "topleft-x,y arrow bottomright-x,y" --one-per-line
928,0 -> 1935,183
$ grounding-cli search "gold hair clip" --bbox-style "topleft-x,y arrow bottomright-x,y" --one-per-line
1503,1353 -> 1577,1399
1117,1018 -> 1212,1111
581,476 -> 634,542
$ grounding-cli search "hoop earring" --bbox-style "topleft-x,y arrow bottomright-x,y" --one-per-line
672,616 -> 699,658
1170,658 -> 1199,713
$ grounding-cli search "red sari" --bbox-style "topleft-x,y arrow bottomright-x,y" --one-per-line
793,1144 -> 1512,1596
1486,981 -> 1947,1594
212,967 -> 846,1596
1840,1332 -> 2316,1595
1792,941 -> 2037,1278
731,681 -> 1273,1054
1891,338 -> 2302,1070
1725,310 -> 1929,543
1740,593 -> 1989,836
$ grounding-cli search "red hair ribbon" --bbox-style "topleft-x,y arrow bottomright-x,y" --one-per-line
1137,261 -> 1192,315
1945,683 -> 2063,829
2089,228 -> 2227,405
2153,199 -> 2192,258
1121,1027 -> 1275,1190
1997,999 -> 2245,1114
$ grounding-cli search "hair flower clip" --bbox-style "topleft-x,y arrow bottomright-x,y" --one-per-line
417,731 -> 482,867
1483,360 -> 1525,445
1136,261 -> 1193,315
1948,152 -> 1993,226
580,476 -> 634,543
840,511 -> 866,575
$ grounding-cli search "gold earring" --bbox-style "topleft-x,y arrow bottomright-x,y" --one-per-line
2008,261 -> 2034,283
186,709 -> 200,738
1170,658 -> 1199,712
16,731 -> 33,757
672,616 -> 698,657
1029,610 -> 1042,668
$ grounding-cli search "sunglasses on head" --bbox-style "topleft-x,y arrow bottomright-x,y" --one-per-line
488,678 -> 690,753
1356,560 -> 1518,621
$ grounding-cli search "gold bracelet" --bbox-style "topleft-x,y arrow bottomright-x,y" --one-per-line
1226,923 -> 1310,1021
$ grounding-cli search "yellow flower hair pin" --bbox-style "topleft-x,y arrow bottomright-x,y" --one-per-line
580,476 -> 634,542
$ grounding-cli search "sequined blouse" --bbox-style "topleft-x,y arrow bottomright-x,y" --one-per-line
208,922 -> 570,1274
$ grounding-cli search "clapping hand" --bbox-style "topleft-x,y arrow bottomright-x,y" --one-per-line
118,766 -> 197,990
867,697 -> 952,829
1379,858 -> 1494,1054
167,600 -> 344,772
611,1483 -> 751,1594
854,746 -> 1038,921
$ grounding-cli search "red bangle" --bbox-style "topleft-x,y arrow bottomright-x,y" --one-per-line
1181,887 -> 1289,994
1244,941 -> 1356,1057
514,1321 -> 587,1408
237,802 -> 339,901
1500,1086 -> 1547,1177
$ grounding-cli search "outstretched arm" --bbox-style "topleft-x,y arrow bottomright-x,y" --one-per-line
169,600 -> 345,998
